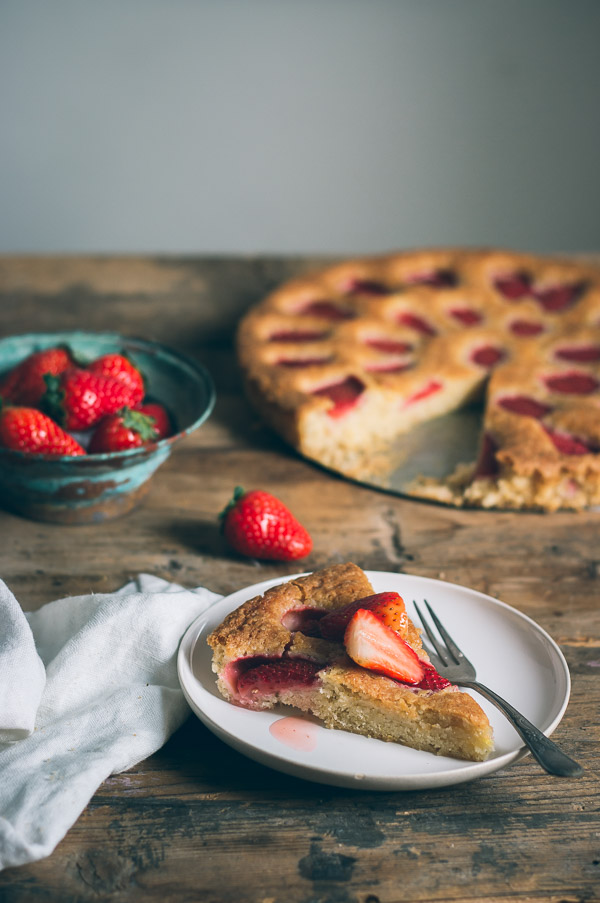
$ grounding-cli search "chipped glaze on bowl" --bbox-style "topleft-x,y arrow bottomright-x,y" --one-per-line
0,332 -> 215,524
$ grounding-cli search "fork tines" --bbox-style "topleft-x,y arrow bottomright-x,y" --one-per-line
413,600 -> 464,667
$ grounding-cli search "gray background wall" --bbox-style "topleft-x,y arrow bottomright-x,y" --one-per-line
1,0 -> 599,255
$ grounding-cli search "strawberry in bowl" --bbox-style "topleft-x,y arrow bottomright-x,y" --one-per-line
0,332 -> 215,523
88,407 -> 168,453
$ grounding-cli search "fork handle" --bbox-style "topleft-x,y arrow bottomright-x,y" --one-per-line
461,680 -> 583,777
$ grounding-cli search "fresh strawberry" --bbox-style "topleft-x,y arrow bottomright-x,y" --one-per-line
135,402 -> 172,439
368,593 -> 409,634
319,599 -> 370,641
0,405 -> 85,456
88,407 -> 159,453
0,346 -> 73,406
220,487 -> 312,561
237,659 -> 321,702
42,369 -> 139,431
416,663 -> 451,691
344,609 -> 425,684
87,353 -> 145,405
319,592 -> 406,641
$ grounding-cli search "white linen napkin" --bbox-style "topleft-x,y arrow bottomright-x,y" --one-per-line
0,581 -> 46,743
0,574 -> 221,871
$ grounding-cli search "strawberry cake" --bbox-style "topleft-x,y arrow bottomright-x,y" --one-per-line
236,249 -> 600,511
207,562 -> 494,761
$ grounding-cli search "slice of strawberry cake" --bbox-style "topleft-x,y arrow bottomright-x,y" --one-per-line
207,562 -> 494,761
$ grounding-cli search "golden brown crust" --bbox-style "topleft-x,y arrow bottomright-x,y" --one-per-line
236,248 -> 600,511
207,563 -> 494,761
207,562 -> 374,667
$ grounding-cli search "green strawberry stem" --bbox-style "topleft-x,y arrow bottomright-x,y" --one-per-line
120,407 -> 157,440
41,373 -> 66,426
218,486 -> 246,529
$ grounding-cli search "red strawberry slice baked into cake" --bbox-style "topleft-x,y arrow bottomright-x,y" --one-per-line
236,249 -> 600,511
207,562 -> 494,761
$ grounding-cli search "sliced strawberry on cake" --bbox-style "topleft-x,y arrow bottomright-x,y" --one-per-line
343,608 -> 425,683
319,591 -> 407,641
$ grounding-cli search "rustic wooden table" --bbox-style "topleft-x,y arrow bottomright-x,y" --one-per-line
0,255 -> 598,903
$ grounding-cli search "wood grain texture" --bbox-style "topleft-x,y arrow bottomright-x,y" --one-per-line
0,255 -> 598,903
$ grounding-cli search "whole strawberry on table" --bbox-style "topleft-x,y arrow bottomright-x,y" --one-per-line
220,487 -> 313,562
0,345 -> 173,456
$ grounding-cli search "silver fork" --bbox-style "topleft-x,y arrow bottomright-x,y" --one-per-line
413,600 -> 583,777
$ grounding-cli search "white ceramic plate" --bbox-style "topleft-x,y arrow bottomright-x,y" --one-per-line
177,571 -> 571,790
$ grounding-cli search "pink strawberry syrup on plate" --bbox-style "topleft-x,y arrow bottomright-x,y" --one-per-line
269,717 -> 320,751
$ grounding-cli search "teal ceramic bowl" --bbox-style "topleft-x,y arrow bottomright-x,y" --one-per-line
0,332 -> 215,524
